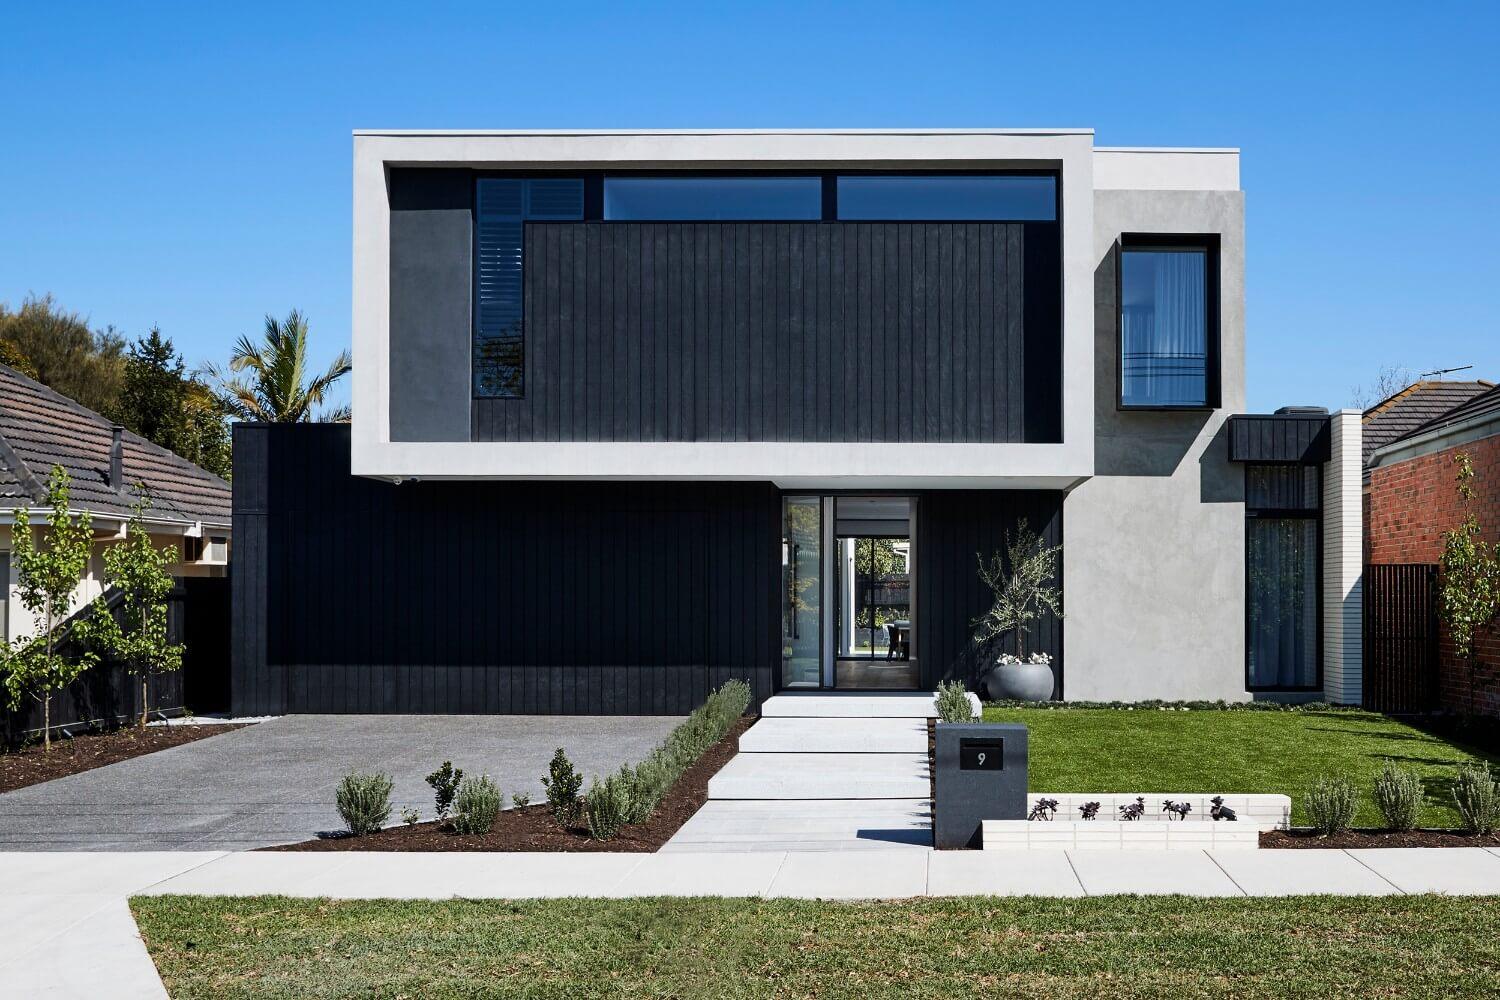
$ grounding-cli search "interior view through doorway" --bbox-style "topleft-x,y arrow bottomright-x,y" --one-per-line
782,495 -> 918,690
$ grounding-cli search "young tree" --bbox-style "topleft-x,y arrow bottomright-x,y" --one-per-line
76,488 -> 184,729
206,309 -> 351,423
1438,452 -> 1500,714
3,467 -> 97,749
972,520 -> 1063,658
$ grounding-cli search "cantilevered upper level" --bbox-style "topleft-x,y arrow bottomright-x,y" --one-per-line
351,129 -> 1241,487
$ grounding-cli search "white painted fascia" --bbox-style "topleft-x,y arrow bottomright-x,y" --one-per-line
1093,148 -> 1240,191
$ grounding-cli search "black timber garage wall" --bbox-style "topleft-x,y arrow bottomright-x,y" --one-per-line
474,220 -> 1061,444
917,490 -> 1064,697
231,424 -> 779,716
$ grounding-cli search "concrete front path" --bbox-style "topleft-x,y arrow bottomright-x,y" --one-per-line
0,714 -> 681,851
7,848 -> 1500,997
667,692 -> 933,852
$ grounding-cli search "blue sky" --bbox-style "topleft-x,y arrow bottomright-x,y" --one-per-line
2,2 -> 1496,413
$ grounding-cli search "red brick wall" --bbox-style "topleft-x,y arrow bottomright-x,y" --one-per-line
1367,432 -> 1500,714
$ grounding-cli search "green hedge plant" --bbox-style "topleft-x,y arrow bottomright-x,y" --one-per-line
452,776 -> 502,835
542,748 -> 584,827
1453,762 -> 1500,836
585,773 -> 632,840
1373,762 -> 1424,832
1304,775 -> 1359,836
935,680 -> 974,723
336,772 -> 393,836
425,761 -> 464,822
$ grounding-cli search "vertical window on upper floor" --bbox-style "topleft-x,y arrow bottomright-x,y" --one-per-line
474,177 -> 585,398
1118,235 -> 1220,409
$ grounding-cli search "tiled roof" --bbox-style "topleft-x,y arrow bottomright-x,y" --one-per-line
1408,383 -> 1500,436
1361,380 -> 1494,468
0,364 -> 230,525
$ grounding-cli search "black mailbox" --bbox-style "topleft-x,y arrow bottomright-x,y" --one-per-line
934,723 -> 1028,849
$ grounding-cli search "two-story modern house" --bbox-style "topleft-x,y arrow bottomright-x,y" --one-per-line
229,129 -> 1362,717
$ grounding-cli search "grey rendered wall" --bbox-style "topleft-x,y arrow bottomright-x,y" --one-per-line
1064,189 -> 1248,701
388,169 -> 471,442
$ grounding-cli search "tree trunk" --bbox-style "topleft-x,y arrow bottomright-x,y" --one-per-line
42,695 -> 50,751
140,675 -> 149,730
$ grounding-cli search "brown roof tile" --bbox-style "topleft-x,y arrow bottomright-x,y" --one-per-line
1362,380 -> 1494,467
0,364 -> 230,525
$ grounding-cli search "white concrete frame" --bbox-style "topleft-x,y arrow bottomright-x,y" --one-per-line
1323,410 -> 1364,704
351,129 -> 1101,487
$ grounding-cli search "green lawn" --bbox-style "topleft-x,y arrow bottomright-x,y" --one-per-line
983,706 -> 1495,827
132,894 -> 1500,999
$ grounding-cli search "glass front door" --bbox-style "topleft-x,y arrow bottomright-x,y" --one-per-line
781,495 -> 918,691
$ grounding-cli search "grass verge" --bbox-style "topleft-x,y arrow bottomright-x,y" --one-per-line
132,894 -> 1500,999
982,706 -> 1497,827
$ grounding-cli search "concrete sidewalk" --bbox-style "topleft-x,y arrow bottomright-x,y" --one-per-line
6,847 -> 1500,997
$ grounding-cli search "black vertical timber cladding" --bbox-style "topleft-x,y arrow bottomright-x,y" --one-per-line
917,490 -> 1065,698
1227,414 -> 1331,464
476,221 -> 1061,443
229,424 -> 779,716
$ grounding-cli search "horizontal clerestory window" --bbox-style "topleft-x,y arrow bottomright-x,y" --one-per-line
473,177 -> 585,398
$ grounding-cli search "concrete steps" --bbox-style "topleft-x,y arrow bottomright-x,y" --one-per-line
760,693 -> 937,719
738,717 -> 928,754
708,751 -> 930,799
660,799 -> 932,853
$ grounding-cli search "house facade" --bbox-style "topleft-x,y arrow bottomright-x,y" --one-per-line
229,129 -> 1362,716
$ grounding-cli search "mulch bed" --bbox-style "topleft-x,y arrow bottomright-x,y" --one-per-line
265,715 -> 755,853
0,723 -> 249,794
1262,828 -> 1500,849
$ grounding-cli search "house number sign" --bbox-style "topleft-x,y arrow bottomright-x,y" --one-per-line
959,738 -> 1004,770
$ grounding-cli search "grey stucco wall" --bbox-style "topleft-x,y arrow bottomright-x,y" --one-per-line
388,169 -> 472,442
1064,188 -> 1248,701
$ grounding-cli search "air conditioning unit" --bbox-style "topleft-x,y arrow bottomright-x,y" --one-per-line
184,534 -> 229,565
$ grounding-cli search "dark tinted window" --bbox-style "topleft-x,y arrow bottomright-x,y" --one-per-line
836,175 -> 1055,220
474,178 -> 584,398
604,177 -> 822,220
1246,466 -> 1319,510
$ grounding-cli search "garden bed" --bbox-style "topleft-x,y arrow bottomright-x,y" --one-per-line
1262,828 -> 1500,849
0,722 -> 249,793
264,715 -> 753,852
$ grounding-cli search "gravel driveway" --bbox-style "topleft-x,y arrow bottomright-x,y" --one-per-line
0,715 -> 682,851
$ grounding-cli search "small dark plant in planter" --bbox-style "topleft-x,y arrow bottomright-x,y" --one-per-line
1162,799 -> 1191,821
1209,796 -> 1237,821
1118,796 -> 1146,821
425,761 -> 464,823
1028,797 -> 1059,821
542,748 -> 584,827
1079,801 -> 1101,820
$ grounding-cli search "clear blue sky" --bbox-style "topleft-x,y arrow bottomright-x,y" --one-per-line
3,2 -> 1496,413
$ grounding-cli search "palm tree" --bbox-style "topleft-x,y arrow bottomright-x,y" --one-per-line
206,310 -> 352,422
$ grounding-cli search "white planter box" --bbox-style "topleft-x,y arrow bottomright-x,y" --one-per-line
1026,793 -> 1291,831
982,819 -> 1261,851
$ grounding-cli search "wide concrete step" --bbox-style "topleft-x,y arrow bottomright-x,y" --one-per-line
739,717 -> 927,754
661,798 -> 932,852
708,752 -> 930,799
760,692 -> 937,719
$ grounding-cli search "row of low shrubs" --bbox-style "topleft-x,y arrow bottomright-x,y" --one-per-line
332,679 -> 752,841
1305,761 -> 1500,836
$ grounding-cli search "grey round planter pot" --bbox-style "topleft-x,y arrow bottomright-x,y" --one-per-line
985,662 -> 1055,702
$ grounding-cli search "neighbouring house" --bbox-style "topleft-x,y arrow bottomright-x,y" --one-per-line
1367,382 -> 1500,715
230,128 -> 1362,716
1,363 -> 232,732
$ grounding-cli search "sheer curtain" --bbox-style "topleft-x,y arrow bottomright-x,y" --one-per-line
1122,250 -> 1206,405
1247,518 -> 1318,687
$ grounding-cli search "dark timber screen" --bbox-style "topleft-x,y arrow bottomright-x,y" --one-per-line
1363,563 -> 1439,713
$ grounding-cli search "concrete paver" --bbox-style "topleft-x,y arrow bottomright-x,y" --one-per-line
767,849 -> 929,899
1067,849 -> 1245,896
928,849 -> 1086,896
1348,848 -> 1500,895
663,799 -> 931,852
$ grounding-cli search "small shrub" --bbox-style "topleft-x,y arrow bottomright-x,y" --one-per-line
1373,761 -> 1424,832
399,807 -> 421,827
1305,775 -> 1359,836
511,792 -> 531,809
585,773 -> 632,840
336,772 -> 393,836
542,748 -> 584,827
425,761 -> 464,821
452,775 -> 502,835
935,680 -> 974,723
1453,762 -> 1500,836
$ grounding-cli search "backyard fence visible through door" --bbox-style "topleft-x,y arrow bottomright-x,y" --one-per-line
1363,563 -> 1439,713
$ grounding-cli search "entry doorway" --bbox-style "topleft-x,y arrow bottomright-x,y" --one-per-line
781,495 -> 919,690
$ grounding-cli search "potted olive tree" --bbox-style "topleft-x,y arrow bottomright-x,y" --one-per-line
973,521 -> 1063,701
